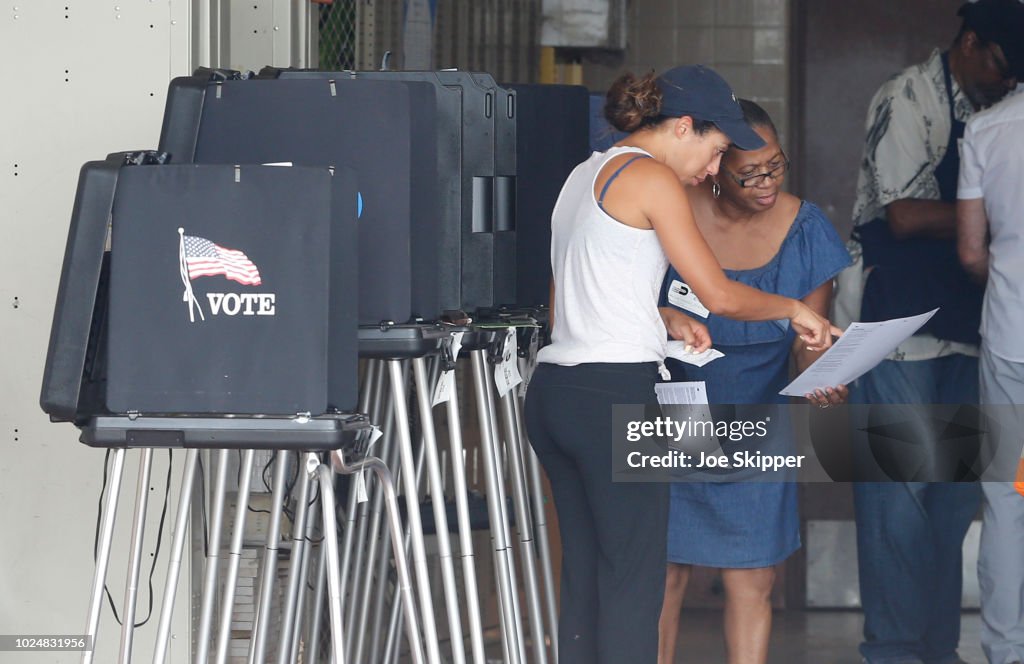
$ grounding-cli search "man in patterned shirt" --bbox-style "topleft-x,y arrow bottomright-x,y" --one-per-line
846,1 -> 1024,663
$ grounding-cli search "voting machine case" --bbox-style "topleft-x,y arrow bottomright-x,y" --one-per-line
261,68 -> 518,311
506,83 -> 590,307
41,159 -> 360,423
159,72 -> 440,325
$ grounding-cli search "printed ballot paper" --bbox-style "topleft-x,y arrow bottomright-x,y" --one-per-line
779,309 -> 938,397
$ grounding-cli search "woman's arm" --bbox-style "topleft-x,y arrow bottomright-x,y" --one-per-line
620,160 -> 839,349
792,280 -> 847,406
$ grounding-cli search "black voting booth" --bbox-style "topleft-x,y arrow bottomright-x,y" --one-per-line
159,72 -> 445,324
40,153 -> 365,446
260,67 -> 519,312
506,83 -> 591,307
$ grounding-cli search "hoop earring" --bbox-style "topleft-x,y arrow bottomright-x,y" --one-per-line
712,180 -> 721,199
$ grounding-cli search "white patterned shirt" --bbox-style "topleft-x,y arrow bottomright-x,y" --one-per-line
852,48 -> 978,361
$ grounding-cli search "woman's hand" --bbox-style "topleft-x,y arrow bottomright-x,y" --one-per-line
805,384 -> 848,409
659,307 -> 712,353
789,301 -> 842,352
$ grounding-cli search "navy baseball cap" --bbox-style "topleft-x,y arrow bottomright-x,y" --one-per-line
959,0 -> 1024,79
656,65 -> 766,150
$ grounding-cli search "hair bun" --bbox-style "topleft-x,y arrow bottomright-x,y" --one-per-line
604,72 -> 663,133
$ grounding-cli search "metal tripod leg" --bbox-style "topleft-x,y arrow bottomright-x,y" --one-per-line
194,449 -> 229,664
339,360 -> 385,631
83,448 -> 126,664
382,398 -> 430,664
446,364 -> 487,664
153,448 -> 199,664
213,449 -> 255,664
311,457 -> 346,664
276,462 -> 313,664
247,450 -> 290,664
118,448 -> 153,664
347,364 -> 394,663
412,355 -> 467,664
351,437 -> 395,664
368,399 -> 406,664
305,529 -> 328,664
471,349 -> 526,664
520,398 -> 559,663
287,489 -> 320,664
387,358 -> 442,664
499,391 -> 549,664
327,450 -> 427,664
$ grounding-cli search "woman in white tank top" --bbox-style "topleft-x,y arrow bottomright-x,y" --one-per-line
524,64 -> 841,664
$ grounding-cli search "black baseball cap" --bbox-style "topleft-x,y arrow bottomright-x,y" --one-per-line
958,0 -> 1024,79
656,65 -> 766,151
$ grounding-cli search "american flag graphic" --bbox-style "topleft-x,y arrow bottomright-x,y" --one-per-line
182,235 -> 262,286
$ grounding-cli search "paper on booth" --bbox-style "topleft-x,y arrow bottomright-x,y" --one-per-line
779,309 -> 939,397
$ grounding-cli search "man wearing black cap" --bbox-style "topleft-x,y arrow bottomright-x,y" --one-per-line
846,1 -> 1024,663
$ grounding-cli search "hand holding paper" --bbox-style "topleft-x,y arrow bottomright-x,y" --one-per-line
779,309 -> 938,397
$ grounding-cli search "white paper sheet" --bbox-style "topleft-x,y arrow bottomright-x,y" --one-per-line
779,309 -> 939,397
665,340 -> 725,367
655,381 -> 709,406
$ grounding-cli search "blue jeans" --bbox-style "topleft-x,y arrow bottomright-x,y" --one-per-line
850,355 -> 982,664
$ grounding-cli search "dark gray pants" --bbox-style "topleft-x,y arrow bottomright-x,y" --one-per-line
525,362 -> 668,664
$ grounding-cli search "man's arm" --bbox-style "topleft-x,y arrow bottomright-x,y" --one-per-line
956,197 -> 989,282
886,199 -> 957,240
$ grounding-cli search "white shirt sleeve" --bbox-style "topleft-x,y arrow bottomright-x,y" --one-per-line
957,118 -> 984,200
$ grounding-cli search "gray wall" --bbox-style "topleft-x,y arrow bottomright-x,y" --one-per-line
581,0 -> 791,146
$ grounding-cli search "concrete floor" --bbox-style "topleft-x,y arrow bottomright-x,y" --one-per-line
470,610 -> 986,663
671,609 -> 986,664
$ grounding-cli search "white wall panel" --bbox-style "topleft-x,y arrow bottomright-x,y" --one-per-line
0,2 -> 195,662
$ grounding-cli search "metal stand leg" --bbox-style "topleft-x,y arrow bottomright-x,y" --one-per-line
347,365 -> 394,664
351,443 -> 394,664
383,401 -> 430,664
368,402 -> 406,664
83,448 -> 126,664
213,449 -> 255,664
194,449 -> 229,664
329,450 -> 425,664
276,466 -> 313,664
153,448 -> 199,664
287,492 -> 320,664
247,450 -> 290,664
387,359 -> 442,664
305,534 -> 328,664
413,356 -> 467,664
118,448 -> 153,664
522,406 -> 559,663
312,457 -> 347,664
447,368 -> 488,664
339,360 -> 385,625
499,391 -> 549,664
471,349 -> 525,664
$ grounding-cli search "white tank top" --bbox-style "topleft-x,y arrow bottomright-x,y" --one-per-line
538,146 -> 670,366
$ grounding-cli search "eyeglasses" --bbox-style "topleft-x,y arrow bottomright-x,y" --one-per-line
724,154 -> 790,188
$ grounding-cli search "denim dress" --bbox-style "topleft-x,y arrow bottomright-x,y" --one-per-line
662,201 -> 851,568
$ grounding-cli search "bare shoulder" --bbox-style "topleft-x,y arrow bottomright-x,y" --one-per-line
594,154 -> 683,229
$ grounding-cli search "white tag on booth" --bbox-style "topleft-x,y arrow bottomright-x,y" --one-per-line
432,331 -> 465,406
494,328 -> 523,397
